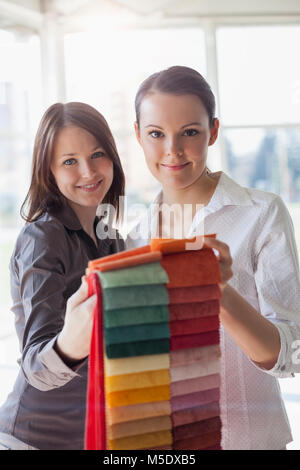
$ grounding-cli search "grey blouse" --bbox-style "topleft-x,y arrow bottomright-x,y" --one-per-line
0,201 -> 125,450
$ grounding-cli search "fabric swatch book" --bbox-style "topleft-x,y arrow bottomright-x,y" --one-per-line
84,236 -> 222,450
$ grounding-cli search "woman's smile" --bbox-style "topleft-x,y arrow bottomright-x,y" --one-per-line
76,179 -> 103,192
160,162 -> 191,171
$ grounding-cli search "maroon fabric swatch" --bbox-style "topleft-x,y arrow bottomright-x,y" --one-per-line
171,374 -> 220,397
171,330 -> 220,350
171,388 -> 220,412
172,401 -> 220,427
173,430 -> 221,450
168,285 -> 221,305
173,416 -> 221,441
169,300 -> 219,321
170,316 -> 220,336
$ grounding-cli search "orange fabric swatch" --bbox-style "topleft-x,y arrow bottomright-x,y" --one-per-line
107,385 -> 170,407
107,415 -> 172,440
150,234 -> 216,254
162,250 -> 221,288
105,369 -> 170,393
108,430 -> 173,450
97,251 -> 162,272
106,400 -> 171,425
88,245 -> 150,272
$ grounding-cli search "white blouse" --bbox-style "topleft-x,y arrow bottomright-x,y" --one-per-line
126,171 -> 300,450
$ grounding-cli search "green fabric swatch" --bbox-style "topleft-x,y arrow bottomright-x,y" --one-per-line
106,338 -> 171,359
103,285 -> 169,310
104,322 -> 170,345
98,262 -> 169,289
104,305 -> 170,328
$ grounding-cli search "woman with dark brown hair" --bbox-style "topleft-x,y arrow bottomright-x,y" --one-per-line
0,102 -> 125,450
127,66 -> 300,450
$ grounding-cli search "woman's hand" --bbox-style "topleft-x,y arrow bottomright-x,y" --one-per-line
204,237 -> 233,290
55,276 -> 97,363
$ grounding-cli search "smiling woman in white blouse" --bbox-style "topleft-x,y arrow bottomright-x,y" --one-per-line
126,65 -> 300,450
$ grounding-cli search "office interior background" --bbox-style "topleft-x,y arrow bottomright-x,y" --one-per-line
0,0 -> 300,449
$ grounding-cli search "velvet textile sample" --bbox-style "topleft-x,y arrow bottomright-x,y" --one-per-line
104,305 -> 169,328
104,353 -> 170,376
98,261 -> 169,288
171,401 -> 220,427
107,415 -> 172,440
106,338 -> 170,359
106,400 -> 171,425
107,384 -> 171,407
170,345 -> 221,367
85,238 -> 222,450
104,322 -> 170,345
103,284 -> 169,310
108,429 -> 173,450
105,368 -> 170,393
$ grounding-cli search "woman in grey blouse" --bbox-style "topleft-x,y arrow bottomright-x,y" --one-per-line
0,102 -> 125,450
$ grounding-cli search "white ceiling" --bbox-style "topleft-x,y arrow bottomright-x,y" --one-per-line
1,0 -> 300,33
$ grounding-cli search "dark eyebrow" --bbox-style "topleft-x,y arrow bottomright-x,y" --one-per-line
145,122 -> 203,129
60,146 -> 102,158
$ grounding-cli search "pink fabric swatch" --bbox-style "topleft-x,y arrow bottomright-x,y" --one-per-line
170,374 -> 220,397
170,345 -> 220,367
171,388 -> 220,412
172,401 -> 220,427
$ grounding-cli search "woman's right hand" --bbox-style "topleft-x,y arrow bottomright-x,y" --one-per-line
55,277 -> 97,363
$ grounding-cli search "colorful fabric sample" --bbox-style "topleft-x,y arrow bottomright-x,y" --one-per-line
85,236 -> 222,450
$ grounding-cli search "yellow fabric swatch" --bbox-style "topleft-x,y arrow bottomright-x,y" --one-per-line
106,400 -> 171,425
107,385 -> 170,407
105,369 -> 170,393
107,415 -> 172,440
105,353 -> 170,377
108,430 -> 173,450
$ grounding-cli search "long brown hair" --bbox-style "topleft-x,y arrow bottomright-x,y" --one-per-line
135,65 -> 216,128
21,102 -> 125,222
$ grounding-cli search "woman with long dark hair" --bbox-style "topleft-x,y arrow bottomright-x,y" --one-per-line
0,102 -> 125,450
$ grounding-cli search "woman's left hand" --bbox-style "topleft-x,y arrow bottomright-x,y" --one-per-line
203,237 -> 233,290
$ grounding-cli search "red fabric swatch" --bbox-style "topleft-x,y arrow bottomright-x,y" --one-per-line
170,374 -> 220,397
84,274 -> 106,450
161,250 -> 221,288
170,316 -> 220,336
169,300 -> 219,321
171,330 -> 220,350
168,285 -> 221,304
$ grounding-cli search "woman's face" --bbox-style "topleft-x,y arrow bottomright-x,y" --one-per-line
51,125 -> 114,209
135,92 -> 219,191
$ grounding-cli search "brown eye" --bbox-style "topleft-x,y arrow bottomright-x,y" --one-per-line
183,129 -> 199,136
